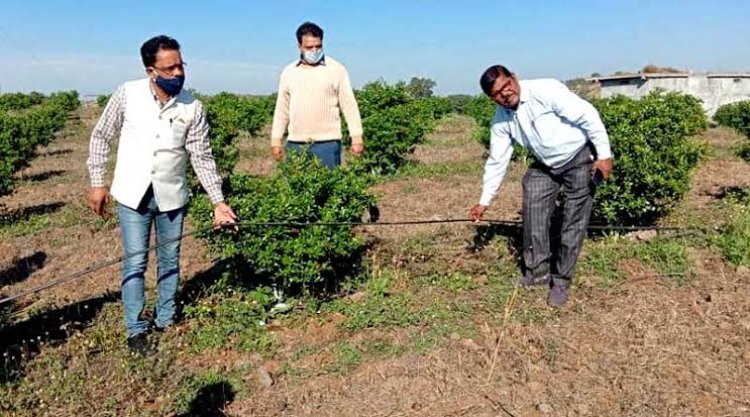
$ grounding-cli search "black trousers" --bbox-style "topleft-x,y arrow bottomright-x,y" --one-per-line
522,146 -> 595,280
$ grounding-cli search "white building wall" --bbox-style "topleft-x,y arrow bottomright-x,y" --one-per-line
599,75 -> 750,115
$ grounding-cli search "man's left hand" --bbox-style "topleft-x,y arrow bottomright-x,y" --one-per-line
213,202 -> 238,230
591,158 -> 614,180
351,143 -> 364,155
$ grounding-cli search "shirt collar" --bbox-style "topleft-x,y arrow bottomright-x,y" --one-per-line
502,81 -> 527,114
296,55 -> 327,67
517,81 -> 529,105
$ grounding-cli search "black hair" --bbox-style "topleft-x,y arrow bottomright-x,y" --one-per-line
140,35 -> 181,67
479,65 -> 513,96
296,22 -> 324,44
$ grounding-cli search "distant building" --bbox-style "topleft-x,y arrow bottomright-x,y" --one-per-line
588,72 -> 750,116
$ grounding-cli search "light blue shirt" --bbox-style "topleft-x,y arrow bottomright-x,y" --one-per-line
479,79 -> 612,206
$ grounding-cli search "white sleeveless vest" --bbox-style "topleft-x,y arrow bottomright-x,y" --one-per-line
110,78 -> 198,212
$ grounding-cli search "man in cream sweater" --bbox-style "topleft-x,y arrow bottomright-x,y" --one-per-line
86,35 -> 237,354
271,21 -> 364,168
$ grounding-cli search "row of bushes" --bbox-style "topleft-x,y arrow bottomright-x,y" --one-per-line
0,92 -> 46,112
0,91 -> 80,196
200,93 -> 275,178
714,101 -> 750,163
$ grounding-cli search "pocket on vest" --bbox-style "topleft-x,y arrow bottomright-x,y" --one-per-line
171,121 -> 189,147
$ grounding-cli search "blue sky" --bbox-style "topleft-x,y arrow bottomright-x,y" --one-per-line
1,0 -> 748,97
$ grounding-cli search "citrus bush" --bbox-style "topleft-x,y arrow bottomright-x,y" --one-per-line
345,81 -> 450,175
463,94 -> 495,148
96,94 -> 110,108
714,100 -> 750,138
201,92 -> 274,178
414,96 -> 453,120
191,152 -> 375,297
714,101 -> 750,163
591,91 -> 707,225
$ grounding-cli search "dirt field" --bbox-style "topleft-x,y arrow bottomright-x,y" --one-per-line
1,105 -> 749,416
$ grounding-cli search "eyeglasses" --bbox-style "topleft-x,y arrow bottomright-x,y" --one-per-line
152,62 -> 187,74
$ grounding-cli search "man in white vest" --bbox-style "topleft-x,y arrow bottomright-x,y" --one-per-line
86,35 -> 237,354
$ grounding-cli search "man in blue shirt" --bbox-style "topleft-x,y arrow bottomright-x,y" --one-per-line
469,65 -> 614,307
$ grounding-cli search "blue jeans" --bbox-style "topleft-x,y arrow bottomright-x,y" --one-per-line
118,187 -> 186,337
286,140 -> 342,169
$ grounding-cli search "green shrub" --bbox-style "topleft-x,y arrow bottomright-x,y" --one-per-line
191,152 -> 375,297
446,94 -> 473,113
96,94 -> 110,108
414,96 -> 453,120
345,81 -> 448,175
0,92 -> 45,112
201,92 -> 275,178
591,91 -> 707,225
463,94 -> 495,148
714,100 -> 750,138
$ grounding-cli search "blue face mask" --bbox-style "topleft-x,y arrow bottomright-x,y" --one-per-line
302,49 -> 324,65
154,75 -> 185,97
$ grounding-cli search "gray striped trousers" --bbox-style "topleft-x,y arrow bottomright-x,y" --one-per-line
522,145 -> 595,281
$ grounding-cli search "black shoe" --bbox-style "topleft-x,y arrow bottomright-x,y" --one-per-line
547,278 -> 571,308
517,274 -> 552,288
149,318 -> 171,334
151,324 -> 167,334
127,333 -> 153,355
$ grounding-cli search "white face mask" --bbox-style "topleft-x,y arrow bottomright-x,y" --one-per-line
303,49 -> 324,65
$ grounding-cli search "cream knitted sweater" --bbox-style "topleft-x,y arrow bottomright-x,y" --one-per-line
271,56 -> 363,146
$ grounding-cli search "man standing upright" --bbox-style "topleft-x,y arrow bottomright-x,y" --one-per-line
270,21 -> 364,169
86,35 -> 237,353
469,65 -> 613,307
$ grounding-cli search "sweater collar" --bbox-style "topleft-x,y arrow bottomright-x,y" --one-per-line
296,55 -> 327,67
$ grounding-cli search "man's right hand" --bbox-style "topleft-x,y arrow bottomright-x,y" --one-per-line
272,146 -> 284,161
469,204 -> 488,221
86,186 -> 110,217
